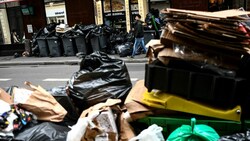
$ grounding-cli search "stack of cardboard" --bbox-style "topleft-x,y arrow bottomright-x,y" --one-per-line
143,8 -> 250,116
122,8 -> 250,138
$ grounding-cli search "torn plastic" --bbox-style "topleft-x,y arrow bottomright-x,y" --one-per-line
67,52 -> 132,113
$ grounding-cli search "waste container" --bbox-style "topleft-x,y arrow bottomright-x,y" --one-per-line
74,35 -> 87,55
62,36 -> 76,56
46,36 -> 62,57
99,34 -> 107,49
144,30 -> 156,45
36,36 -> 49,57
90,35 -> 107,53
90,36 -> 100,52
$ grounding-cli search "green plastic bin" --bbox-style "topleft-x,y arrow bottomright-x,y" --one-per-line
136,116 -> 241,139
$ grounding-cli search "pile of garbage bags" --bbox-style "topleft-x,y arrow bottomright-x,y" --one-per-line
0,52 -> 132,141
32,23 -> 137,58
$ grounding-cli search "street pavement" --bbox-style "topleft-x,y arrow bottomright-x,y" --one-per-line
0,63 -> 145,89
0,54 -> 148,66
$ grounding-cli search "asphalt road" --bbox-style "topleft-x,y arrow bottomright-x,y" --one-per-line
0,63 -> 146,89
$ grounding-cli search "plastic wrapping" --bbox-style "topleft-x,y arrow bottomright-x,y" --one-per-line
171,44 -> 238,76
148,42 -> 238,76
67,52 -> 132,112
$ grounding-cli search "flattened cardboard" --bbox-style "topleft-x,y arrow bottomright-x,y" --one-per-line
124,80 -> 181,121
119,112 -> 136,141
124,80 -> 153,121
0,88 -> 13,104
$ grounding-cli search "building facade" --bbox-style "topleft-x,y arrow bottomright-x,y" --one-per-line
0,0 -> 249,45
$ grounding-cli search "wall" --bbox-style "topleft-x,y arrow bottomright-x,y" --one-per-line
20,0 -> 47,39
65,0 -> 95,26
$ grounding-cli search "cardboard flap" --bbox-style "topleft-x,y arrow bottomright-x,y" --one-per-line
0,88 -> 13,104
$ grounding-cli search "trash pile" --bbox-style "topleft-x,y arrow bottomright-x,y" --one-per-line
4,8 -> 250,141
0,51 -> 133,141
2,49 -> 250,140
32,23 -> 138,58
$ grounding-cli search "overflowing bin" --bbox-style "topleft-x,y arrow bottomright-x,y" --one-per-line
46,36 -> 63,57
61,36 -> 76,56
36,36 -> 49,57
144,30 -> 156,45
74,35 -> 87,55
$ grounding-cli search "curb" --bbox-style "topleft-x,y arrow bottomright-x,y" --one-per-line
0,59 -> 148,66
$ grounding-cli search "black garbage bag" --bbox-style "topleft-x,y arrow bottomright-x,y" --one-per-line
115,42 -> 133,57
102,24 -> 113,34
80,24 -> 97,34
110,31 -> 127,45
46,23 -> 58,32
87,26 -> 108,53
115,32 -> 126,44
67,51 -> 132,113
219,130 -> 250,141
127,31 -> 135,42
14,122 -> 70,141
47,86 -> 79,126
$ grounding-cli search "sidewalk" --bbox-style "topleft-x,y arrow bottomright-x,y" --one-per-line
0,54 -> 148,66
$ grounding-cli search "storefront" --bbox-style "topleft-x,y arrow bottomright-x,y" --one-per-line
44,1 -> 67,24
95,0 -> 148,32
